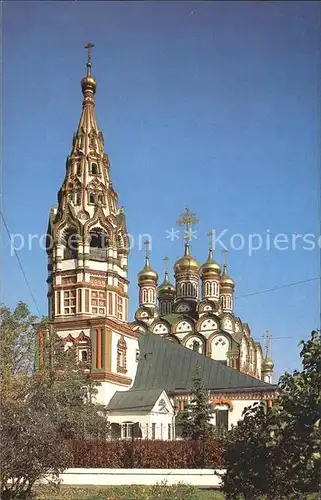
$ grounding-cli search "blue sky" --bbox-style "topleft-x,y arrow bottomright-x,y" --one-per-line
2,1 -> 320,379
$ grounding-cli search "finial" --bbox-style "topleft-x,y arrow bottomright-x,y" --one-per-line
163,256 -> 170,272
84,43 -> 94,76
222,249 -> 228,274
176,207 -> 199,251
263,331 -> 273,359
162,256 -> 170,283
207,230 -> 214,259
144,239 -> 151,267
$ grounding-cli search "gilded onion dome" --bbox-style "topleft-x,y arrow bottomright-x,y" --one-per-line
81,43 -> 97,94
220,263 -> 235,287
158,271 -> 175,295
138,255 -> 158,282
262,357 -> 274,371
174,243 -> 200,274
201,248 -> 221,276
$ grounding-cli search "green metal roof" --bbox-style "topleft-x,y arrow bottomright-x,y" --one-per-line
107,388 -> 163,413
133,332 -> 278,393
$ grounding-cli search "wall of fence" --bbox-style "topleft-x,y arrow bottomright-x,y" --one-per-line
57,468 -> 225,487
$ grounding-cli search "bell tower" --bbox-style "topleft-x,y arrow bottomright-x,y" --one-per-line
47,44 -> 129,324
44,45 -> 137,403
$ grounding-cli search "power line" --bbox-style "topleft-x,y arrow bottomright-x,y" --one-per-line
0,210 -> 42,316
235,277 -> 320,300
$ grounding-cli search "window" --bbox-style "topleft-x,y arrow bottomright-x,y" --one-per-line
121,422 -> 133,439
64,230 -> 78,259
117,336 -> 127,373
160,423 -> 163,440
117,295 -> 123,320
89,230 -> 108,261
76,163 -> 81,176
89,192 -> 96,204
91,163 -> 98,175
192,340 -> 200,352
152,423 -> 156,440
64,290 -> 76,315
80,350 -> 88,362
91,291 -> 106,315
142,289 -> 148,303
215,409 -> 229,436
97,194 -> 104,205
75,191 -> 81,205
168,424 -> 172,440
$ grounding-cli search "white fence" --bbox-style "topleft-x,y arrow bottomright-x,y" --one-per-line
55,468 -> 225,487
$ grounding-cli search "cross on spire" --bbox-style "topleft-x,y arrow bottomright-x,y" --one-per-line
163,256 -> 170,272
222,248 -> 228,267
176,207 -> 199,244
207,230 -> 213,250
262,331 -> 273,358
84,43 -> 94,75
144,239 -> 151,259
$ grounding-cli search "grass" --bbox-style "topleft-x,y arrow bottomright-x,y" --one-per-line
35,485 -> 224,499
32,486 -> 321,500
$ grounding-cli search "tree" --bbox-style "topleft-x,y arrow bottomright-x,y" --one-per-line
179,368 -> 214,441
222,330 -> 321,500
0,302 -> 109,499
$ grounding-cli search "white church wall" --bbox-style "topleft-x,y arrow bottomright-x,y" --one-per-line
111,331 -> 139,385
94,381 -> 130,407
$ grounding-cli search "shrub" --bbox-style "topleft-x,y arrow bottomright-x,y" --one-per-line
67,438 -> 225,469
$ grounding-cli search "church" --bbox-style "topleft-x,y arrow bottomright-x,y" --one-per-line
37,46 -> 278,440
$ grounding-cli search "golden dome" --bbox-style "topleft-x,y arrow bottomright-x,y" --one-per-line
262,357 -> 274,371
138,256 -> 158,282
201,249 -> 221,276
220,264 -> 235,287
158,271 -> 175,295
174,244 -> 200,274
81,74 -> 97,94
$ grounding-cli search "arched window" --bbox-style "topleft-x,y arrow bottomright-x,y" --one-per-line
148,289 -> 154,303
221,296 -> 226,309
75,191 -> 81,205
97,193 -> 105,205
81,350 -> 88,362
91,163 -> 98,175
76,163 -> 81,176
213,282 -> 218,296
89,229 -> 108,261
64,230 -> 78,259
181,283 -> 186,296
205,282 -> 211,296
89,192 -> 96,204
192,340 -> 200,352
117,336 -> 127,374
143,289 -> 148,303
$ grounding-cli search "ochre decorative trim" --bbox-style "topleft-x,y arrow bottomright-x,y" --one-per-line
211,396 -> 234,410
91,371 -> 132,386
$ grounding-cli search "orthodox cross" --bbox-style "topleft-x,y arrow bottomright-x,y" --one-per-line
222,248 -> 228,267
176,207 -> 199,244
262,330 -> 292,359
163,256 -> 170,272
144,239 -> 151,260
207,230 -> 213,250
263,331 -> 273,358
84,43 -> 94,73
